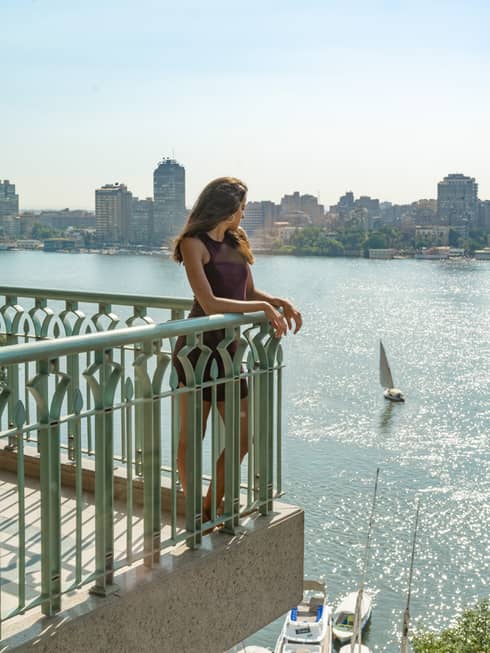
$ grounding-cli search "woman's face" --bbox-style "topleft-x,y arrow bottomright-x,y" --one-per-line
227,196 -> 247,230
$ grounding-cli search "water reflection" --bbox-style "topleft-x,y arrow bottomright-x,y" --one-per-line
379,403 -> 394,434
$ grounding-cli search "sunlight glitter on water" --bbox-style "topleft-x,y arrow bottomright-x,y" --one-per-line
0,251 -> 488,652
249,256 -> 490,652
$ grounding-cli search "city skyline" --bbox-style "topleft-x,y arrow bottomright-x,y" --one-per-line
3,1 -> 490,209
2,169 -> 489,249
14,167 -> 486,213
9,167 -> 490,216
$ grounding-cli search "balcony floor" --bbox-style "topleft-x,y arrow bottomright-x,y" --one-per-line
0,468 -> 186,620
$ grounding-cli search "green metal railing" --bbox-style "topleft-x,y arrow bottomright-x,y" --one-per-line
0,288 -> 284,637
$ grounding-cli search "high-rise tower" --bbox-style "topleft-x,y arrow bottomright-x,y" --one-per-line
130,197 -> 153,246
95,183 -> 132,244
153,158 -> 186,242
0,180 -> 19,218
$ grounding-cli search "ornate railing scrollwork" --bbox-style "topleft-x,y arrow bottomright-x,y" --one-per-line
0,293 -> 284,631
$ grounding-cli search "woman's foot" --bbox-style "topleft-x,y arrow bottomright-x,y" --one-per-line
201,502 -> 226,535
202,506 -> 211,524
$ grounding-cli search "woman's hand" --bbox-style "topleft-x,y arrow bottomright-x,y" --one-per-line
281,300 -> 302,334
263,303 -> 288,338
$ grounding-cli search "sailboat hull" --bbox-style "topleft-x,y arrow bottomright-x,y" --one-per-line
332,592 -> 372,643
383,388 -> 404,402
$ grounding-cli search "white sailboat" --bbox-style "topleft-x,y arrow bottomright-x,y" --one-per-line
274,580 -> 332,652
333,469 -> 378,649
400,500 -> 421,653
334,589 -> 372,647
379,340 -> 404,402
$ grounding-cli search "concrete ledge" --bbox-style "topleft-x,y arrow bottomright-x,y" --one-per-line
0,502 -> 304,653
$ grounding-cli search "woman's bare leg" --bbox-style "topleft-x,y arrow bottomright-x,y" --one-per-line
177,390 -> 212,496
203,397 -> 249,518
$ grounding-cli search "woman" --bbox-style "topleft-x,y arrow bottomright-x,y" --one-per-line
172,176 -> 302,523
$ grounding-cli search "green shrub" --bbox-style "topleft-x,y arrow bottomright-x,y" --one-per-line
413,599 -> 490,653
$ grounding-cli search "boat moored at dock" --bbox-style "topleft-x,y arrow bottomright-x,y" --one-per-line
274,581 -> 332,652
332,591 -> 373,644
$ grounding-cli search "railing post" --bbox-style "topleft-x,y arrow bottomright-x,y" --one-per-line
253,325 -> 273,516
265,337 -> 280,513
14,400 -> 26,610
133,342 -> 169,566
177,333 -> 203,548
219,327 -> 242,533
276,345 -> 284,497
27,359 -> 64,616
84,348 -> 121,596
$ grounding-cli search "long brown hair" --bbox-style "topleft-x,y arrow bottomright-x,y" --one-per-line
173,176 -> 254,264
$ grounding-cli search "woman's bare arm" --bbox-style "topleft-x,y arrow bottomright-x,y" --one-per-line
181,237 -> 287,336
246,265 -> 302,333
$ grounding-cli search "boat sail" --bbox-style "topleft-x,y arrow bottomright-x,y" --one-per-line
379,340 -> 404,402
400,500 -> 421,653
379,340 -> 394,389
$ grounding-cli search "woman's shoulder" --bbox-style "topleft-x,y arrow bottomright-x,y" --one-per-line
181,234 -> 206,248
180,234 -> 210,262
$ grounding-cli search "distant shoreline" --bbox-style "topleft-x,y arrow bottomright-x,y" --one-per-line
1,244 -> 489,261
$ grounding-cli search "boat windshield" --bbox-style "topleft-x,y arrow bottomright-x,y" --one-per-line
334,612 -> 354,629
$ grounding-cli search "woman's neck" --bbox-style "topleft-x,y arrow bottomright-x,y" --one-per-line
206,224 -> 227,242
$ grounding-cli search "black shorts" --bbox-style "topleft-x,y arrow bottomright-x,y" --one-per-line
172,330 -> 249,402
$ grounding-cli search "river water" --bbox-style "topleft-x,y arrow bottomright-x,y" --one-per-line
1,250 -> 489,651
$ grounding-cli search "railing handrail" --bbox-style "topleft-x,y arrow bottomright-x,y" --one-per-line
0,286 -> 194,310
0,311 -> 269,365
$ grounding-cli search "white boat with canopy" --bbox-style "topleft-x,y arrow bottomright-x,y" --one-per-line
274,580 -> 332,653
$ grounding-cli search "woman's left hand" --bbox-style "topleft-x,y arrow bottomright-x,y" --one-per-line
282,301 -> 302,334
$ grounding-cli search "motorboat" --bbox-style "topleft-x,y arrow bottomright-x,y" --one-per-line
380,340 -> 404,402
274,580 -> 332,652
332,591 -> 372,644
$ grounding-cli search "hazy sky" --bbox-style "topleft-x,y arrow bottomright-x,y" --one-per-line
3,0 -> 490,210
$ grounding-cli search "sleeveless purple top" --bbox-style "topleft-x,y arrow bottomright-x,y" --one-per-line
173,232 -> 249,401
188,232 -> 249,317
